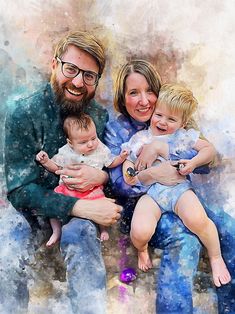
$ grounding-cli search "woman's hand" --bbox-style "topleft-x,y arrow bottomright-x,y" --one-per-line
71,197 -> 123,226
137,161 -> 185,186
135,141 -> 169,171
55,164 -> 108,192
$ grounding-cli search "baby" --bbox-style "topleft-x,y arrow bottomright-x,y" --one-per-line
36,114 -> 127,247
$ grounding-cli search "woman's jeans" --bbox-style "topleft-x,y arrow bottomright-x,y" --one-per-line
120,196 -> 235,314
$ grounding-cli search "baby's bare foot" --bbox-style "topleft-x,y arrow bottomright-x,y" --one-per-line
46,233 -> 60,248
100,230 -> 109,241
210,256 -> 231,287
138,249 -> 153,272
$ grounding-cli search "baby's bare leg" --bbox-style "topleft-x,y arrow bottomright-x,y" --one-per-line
99,225 -> 109,241
130,194 -> 161,272
175,190 -> 231,287
46,218 -> 61,248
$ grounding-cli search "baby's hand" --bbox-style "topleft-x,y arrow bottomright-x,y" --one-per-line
120,150 -> 129,161
177,159 -> 196,175
36,150 -> 49,164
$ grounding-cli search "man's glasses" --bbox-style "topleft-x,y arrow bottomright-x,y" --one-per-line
56,57 -> 100,86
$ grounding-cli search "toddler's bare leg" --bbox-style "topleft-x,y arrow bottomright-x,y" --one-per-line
100,225 -> 109,241
46,218 -> 61,247
175,190 -> 231,287
130,194 -> 161,272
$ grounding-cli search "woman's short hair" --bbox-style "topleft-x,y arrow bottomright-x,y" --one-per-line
114,59 -> 162,117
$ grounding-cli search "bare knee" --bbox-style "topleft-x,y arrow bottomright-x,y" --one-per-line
184,214 -> 210,234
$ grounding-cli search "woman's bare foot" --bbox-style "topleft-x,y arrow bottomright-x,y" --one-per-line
210,256 -> 231,287
138,249 -> 153,272
46,233 -> 60,248
100,230 -> 109,241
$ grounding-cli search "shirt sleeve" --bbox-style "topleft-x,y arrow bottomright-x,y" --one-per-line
104,120 -> 144,198
5,104 -> 77,222
98,140 -> 117,167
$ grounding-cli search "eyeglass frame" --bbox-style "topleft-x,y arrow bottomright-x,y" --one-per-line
56,56 -> 101,86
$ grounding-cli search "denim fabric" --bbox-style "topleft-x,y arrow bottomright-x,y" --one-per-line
0,209 -> 32,313
150,213 -> 201,314
0,210 -> 106,314
201,200 -> 235,314
60,218 -> 106,314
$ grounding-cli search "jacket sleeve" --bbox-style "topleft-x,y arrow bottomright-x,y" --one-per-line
5,103 -> 77,221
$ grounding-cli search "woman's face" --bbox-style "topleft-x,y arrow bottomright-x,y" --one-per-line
124,72 -> 157,122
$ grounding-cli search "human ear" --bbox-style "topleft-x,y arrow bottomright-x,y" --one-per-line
51,57 -> 57,71
67,138 -> 73,147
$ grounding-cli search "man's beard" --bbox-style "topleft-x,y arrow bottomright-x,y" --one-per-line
51,73 -> 95,119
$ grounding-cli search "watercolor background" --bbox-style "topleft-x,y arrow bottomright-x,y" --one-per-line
0,0 -> 234,313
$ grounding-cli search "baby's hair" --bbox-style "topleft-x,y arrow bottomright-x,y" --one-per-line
157,83 -> 198,127
63,114 -> 94,138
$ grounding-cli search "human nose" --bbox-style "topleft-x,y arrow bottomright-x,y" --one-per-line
159,117 -> 167,125
71,71 -> 84,87
87,140 -> 93,148
139,93 -> 149,106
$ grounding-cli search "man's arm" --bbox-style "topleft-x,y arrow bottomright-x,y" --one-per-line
71,198 -> 122,226
55,164 -> 109,192
5,104 -> 78,220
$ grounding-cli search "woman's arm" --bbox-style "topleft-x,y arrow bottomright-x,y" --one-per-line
178,139 -> 216,176
138,161 -> 185,186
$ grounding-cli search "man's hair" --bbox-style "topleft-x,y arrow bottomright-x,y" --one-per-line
114,59 -> 162,117
53,30 -> 105,75
63,114 -> 94,138
157,83 -> 198,128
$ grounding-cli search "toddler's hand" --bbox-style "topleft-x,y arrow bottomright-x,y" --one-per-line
178,159 -> 196,175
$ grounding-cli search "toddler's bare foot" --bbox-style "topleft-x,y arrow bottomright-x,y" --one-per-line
100,230 -> 109,241
46,233 -> 60,248
138,249 -> 153,272
210,256 -> 231,287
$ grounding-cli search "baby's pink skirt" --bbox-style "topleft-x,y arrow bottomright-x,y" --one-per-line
54,184 -> 105,200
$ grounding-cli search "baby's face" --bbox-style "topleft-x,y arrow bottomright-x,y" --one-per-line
69,122 -> 99,155
150,102 -> 184,136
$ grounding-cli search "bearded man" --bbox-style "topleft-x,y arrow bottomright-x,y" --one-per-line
4,30 -> 121,314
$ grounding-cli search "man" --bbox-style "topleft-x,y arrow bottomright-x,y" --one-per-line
4,30 -> 122,314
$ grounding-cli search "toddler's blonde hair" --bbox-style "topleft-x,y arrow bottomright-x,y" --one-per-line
157,83 -> 198,129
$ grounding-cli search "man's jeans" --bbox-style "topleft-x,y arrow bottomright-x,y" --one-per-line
0,208 -> 106,314
60,217 -> 106,314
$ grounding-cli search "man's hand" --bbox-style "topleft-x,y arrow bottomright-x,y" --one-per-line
55,164 -> 108,192
71,197 -> 123,226
138,161 -> 185,186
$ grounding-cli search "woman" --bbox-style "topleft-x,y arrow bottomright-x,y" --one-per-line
104,59 -> 235,313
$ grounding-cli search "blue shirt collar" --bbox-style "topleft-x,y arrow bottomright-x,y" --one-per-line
129,116 -> 149,131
